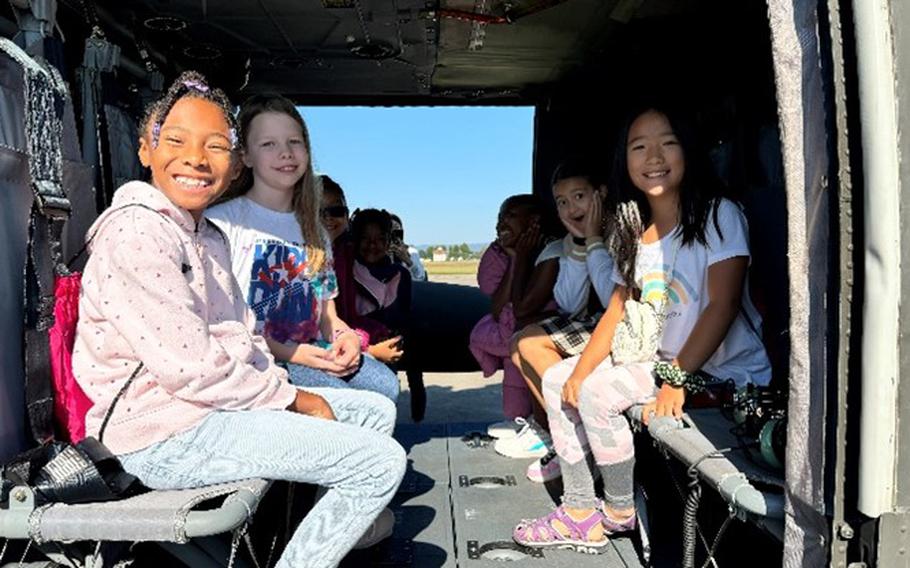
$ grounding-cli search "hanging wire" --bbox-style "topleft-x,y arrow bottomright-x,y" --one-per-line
352,0 -> 372,45
17,539 -> 33,567
227,523 -> 245,568
663,447 -> 738,568
90,540 -> 103,567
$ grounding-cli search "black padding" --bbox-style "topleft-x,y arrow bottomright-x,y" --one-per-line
406,281 -> 490,373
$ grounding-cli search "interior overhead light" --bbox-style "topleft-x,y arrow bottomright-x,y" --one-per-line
143,16 -> 188,32
183,45 -> 222,60
349,41 -> 397,60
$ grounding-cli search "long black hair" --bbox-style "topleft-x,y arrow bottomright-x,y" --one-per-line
608,104 -> 725,289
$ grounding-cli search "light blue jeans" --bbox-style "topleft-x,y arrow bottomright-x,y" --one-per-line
119,388 -> 406,568
289,354 -> 400,402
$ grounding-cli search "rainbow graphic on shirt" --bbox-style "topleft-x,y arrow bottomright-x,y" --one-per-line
640,265 -> 698,306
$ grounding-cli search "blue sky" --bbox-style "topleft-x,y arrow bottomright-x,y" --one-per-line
298,106 -> 534,246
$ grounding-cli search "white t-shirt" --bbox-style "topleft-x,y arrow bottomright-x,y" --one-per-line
206,197 -> 338,345
612,199 -> 771,386
535,239 -> 563,265
407,246 -> 427,281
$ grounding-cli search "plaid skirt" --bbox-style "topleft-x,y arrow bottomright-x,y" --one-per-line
539,313 -> 602,356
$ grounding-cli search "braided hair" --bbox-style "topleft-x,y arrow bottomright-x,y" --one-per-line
139,70 -> 238,151
608,105 -> 725,291
220,94 -> 328,277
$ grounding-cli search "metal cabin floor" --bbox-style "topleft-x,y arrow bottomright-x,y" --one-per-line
341,422 -> 648,568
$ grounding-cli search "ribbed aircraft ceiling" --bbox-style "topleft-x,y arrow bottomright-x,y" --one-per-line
73,0 -> 700,103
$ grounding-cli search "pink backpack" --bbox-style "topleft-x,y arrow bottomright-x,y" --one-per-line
49,272 -> 92,443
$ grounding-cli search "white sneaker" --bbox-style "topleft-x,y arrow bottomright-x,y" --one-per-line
526,449 -> 562,483
487,417 -> 528,439
354,507 -> 395,549
493,417 -> 551,459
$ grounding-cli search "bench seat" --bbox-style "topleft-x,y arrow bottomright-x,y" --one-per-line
0,478 -> 269,545
627,406 -> 786,539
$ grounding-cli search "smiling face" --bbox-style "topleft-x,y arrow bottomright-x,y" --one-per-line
138,97 -> 234,219
358,222 -> 390,264
321,190 -> 349,241
242,111 -> 310,194
552,176 -> 597,231
496,199 -> 536,249
626,110 -> 685,200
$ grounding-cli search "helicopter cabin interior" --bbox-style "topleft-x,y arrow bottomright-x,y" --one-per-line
0,0 -> 858,566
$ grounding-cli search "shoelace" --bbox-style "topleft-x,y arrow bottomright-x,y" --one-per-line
513,417 -> 532,438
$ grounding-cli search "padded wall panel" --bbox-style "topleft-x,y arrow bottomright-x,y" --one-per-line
0,146 -> 31,462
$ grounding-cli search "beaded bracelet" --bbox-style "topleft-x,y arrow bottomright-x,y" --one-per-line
653,361 -> 707,393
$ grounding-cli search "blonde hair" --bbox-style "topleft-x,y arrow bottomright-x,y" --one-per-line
221,94 -> 327,275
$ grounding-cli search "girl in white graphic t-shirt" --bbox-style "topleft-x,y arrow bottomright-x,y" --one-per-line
512,106 -> 770,553
206,95 -> 399,402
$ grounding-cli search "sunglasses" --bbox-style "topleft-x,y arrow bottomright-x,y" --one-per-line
321,205 -> 349,219
391,229 -> 404,240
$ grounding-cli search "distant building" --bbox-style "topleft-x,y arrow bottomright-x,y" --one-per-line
433,246 -> 448,262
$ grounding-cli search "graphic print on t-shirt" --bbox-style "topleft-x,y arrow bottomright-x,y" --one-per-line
247,239 -> 332,344
641,265 -> 698,306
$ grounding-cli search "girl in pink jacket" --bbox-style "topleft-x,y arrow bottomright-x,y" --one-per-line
72,72 -> 404,567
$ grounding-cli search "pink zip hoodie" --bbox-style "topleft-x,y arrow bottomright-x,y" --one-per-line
72,181 -> 297,455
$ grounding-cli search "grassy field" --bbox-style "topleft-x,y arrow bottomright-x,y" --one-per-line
424,260 -> 480,275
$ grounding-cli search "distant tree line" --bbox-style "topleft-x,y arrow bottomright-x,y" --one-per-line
418,243 -> 481,261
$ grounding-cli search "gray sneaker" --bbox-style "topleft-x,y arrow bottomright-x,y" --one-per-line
354,507 -> 395,549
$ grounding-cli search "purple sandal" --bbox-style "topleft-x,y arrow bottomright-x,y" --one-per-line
512,505 -> 609,554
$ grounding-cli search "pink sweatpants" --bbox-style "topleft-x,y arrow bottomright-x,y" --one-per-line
469,312 -> 532,419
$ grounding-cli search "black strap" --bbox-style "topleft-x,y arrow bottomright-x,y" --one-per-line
23,207 -> 69,444
97,363 -> 144,444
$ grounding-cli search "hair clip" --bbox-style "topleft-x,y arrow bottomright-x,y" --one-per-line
182,79 -> 210,92
151,121 -> 161,148
229,127 -> 238,149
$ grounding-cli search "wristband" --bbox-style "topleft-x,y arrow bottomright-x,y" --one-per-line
653,361 -> 706,393
353,328 -> 369,351
333,328 -> 368,351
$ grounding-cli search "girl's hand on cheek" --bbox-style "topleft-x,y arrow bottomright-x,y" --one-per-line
515,223 -> 541,259
391,243 -> 412,266
583,192 -> 603,239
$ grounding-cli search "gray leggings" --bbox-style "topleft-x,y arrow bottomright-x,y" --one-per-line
119,387 -> 406,568
542,355 -> 657,510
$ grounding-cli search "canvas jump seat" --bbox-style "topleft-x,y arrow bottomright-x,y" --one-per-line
0,37 -> 274,568
624,400 -> 786,565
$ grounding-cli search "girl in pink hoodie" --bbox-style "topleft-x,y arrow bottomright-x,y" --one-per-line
72,72 -> 405,567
